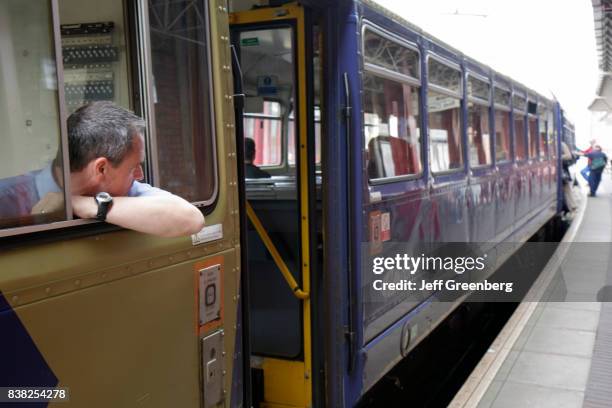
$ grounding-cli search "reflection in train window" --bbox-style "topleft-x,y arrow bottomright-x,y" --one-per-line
363,74 -> 422,179
495,110 -> 511,162
494,87 -> 511,107
428,58 -> 461,95
0,0 -> 67,230
468,103 -> 492,167
363,29 -> 419,79
149,0 -> 217,204
528,116 -> 538,159
548,110 -> 556,158
514,114 -> 527,161
539,111 -> 548,159
244,101 -> 283,167
468,76 -> 490,101
428,91 -> 463,173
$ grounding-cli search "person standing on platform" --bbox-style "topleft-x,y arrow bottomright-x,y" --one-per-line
579,138 -> 597,184
583,145 -> 608,197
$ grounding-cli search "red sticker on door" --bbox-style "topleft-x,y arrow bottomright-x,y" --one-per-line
369,211 -> 382,255
381,212 -> 391,242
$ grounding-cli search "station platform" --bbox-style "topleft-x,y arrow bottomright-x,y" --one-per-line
451,176 -> 612,408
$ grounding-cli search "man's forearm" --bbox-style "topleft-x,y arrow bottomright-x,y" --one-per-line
72,195 -> 205,237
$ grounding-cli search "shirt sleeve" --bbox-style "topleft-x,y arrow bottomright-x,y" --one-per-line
128,181 -> 172,197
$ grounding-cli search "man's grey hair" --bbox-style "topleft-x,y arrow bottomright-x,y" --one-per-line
67,101 -> 146,172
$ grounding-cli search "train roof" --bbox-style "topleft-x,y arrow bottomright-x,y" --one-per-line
360,0 -> 555,105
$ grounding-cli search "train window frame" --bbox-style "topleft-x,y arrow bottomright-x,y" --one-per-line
361,22 -> 425,185
0,0 -> 77,238
493,84 -> 512,164
512,88 -> 528,163
538,104 -> 549,160
426,53 -> 464,176
466,72 -> 493,169
147,0 -> 219,207
526,99 -> 539,161
0,0 -> 214,239
362,23 -> 421,84
244,98 -> 286,170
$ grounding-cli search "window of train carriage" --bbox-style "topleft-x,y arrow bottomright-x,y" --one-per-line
494,87 -> 512,162
0,0 -> 69,231
539,108 -> 548,159
527,100 -> 538,159
148,0 -> 216,204
288,107 -> 321,166
547,109 -> 557,158
245,101 -> 283,167
513,93 -> 527,161
427,57 -> 463,174
467,75 -> 492,167
362,28 -> 422,181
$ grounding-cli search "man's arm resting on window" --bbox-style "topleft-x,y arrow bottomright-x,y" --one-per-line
72,195 -> 205,237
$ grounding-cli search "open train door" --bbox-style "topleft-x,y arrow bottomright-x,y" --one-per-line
231,3 -> 322,407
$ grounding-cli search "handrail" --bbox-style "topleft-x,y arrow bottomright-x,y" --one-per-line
245,201 -> 309,300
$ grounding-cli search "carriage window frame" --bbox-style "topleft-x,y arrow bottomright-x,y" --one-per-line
148,0 -> 219,208
538,105 -> 549,160
512,89 -> 528,163
493,85 -> 512,164
467,72 -> 492,169
527,99 -> 539,161
361,23 -> 424,185
427,54 -> 464,176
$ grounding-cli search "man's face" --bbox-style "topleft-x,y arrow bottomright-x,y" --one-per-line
101,134 -> 145,196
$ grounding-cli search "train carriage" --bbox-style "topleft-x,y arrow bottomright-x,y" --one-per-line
0,0 -> 571,407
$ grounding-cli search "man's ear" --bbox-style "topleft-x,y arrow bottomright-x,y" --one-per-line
92,157 -> 109,178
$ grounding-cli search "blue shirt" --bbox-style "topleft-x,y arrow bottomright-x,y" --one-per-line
0,163 -> 169,219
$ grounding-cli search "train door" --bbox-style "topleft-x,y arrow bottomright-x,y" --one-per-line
230,3 -> 321,407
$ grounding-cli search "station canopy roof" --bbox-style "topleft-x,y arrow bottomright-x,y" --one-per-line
591,0 -> 612,111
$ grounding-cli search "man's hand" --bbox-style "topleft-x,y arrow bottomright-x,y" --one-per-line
31,192 -> 65,215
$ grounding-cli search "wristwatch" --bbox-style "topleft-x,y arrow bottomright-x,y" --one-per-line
94,192 -> 113,221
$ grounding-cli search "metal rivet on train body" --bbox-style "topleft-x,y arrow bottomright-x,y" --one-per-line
45,287 -> 51,294
222,370 -> 227,376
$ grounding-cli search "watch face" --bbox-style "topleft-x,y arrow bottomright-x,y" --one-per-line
96,192 -> 112,203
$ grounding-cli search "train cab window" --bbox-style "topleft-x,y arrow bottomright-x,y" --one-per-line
494,87 -> 511,162
0,1 -> 68,230
513,93 -> 527,161
539,109 -> 548,159
362,29 -> 422,181
148,0 -> 217,203
467,76 -> 492,167
428,58 -> 463,173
